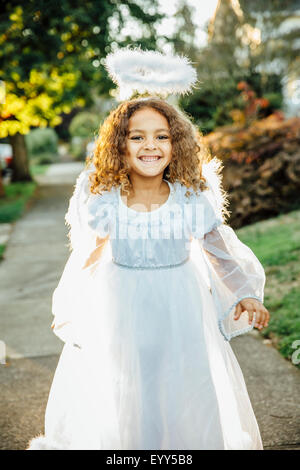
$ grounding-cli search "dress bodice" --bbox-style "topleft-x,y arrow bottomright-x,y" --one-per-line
86,179 -> 223,269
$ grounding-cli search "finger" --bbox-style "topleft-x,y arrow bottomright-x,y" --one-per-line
264,308 -> 270,325
254,310 -> 263,328
257,309 -> 268,329
262,309 -> 270,327
234,303 -> 242,321
248,308 -> 255,325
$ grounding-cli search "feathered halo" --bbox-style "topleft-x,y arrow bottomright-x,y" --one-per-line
104,46 -> 198,101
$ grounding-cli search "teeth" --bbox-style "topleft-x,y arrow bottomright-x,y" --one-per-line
139,157 -> 161,162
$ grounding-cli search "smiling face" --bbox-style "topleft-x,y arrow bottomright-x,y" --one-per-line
125,107 -> 172,180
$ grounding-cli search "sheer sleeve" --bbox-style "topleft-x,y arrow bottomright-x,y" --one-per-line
190,160 -> 266,341
51,165 -> 113,345
201,224 -> 266,341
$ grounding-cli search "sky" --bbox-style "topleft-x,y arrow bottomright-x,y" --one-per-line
157,0 -> 219,48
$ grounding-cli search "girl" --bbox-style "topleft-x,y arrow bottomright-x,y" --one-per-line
27,52 -> 269,451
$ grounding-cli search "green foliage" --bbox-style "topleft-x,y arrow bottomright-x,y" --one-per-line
69,112 -> 100,139
0,1 -> 164,138
263,92 -> 283,111
180,74 -> 283,133
25,128 -> 59,165
35,152 -> 60,165
0,243 -> 5,260
25,128 -> 58,156
0,181 -> 36,223
179,81 -> 239,133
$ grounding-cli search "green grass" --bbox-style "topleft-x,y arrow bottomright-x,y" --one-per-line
29,163 -> 50,176
0,181 -> 37,223
236,210 -> 300,369
0,243 -> 5,260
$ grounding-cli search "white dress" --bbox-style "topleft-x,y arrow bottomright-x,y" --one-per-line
27,159 -> 265,450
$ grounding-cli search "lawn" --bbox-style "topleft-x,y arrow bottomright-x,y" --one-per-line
0,164 -> 48,225
0,164 -> 49,259
237,210 -> 300,369
0,180 -> 37,260
0,181 -> 37,223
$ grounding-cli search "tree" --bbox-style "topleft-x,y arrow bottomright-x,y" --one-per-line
0,0 -> 163,182
179,0 -> 284,131
239,0 -> 300,76
168,0 -> 199,62
0,66 -> 84,180
239,0 -> 300,115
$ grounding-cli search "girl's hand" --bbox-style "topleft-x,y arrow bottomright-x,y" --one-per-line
234,298 -> 270,330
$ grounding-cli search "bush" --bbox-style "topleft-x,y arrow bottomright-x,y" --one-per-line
204,114 -> 300,228
179,74 -> 283,133
69,112 -> 100,139
26,128 -> 58,156
25,128 -> 59,165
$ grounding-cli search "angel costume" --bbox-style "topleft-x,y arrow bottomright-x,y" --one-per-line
27,158 -> 265,450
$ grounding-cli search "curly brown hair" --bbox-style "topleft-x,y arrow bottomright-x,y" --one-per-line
86,97 -> 212,197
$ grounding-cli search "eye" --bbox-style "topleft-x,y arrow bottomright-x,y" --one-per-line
157,135 -> 169,140
130,136 -> 143,140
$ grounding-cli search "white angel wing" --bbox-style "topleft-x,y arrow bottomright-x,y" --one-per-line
52,163 -> 113,345
201,156 -> 231,224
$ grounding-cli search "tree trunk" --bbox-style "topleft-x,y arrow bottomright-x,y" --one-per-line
9,132 -> 32,182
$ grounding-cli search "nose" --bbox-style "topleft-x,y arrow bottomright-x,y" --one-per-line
144,138 -> 157,150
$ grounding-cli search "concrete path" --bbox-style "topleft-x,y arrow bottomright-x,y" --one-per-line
0,162 -> 84,360
0,162 -> 84,450
0,162 -> 299,450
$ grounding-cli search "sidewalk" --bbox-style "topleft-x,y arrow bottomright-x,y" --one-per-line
0,162 -> 299,450
0,162 -> 84,360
